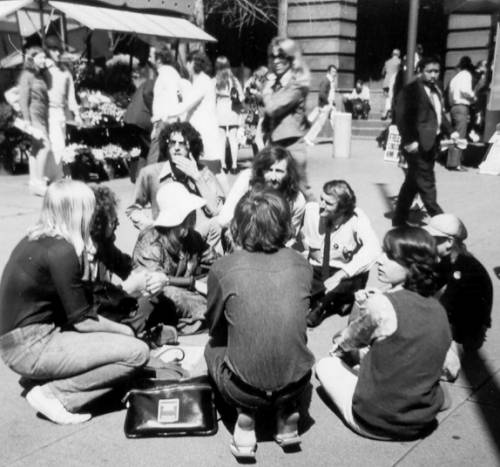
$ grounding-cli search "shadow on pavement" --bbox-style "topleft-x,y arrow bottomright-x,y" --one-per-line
462,350 -> 500,456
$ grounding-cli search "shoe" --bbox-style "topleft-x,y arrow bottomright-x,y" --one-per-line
231,411 -> 257,460
456,166 -> 468,172
304,137 -> 315,147
306,304 -> 328,328
274,410 -> 301,450
26,386 -> 91,425
229,168 -> 239,175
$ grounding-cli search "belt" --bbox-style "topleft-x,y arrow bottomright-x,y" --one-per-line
226,364 -> 311,400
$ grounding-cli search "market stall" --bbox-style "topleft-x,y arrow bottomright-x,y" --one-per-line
0,0 -> 216,178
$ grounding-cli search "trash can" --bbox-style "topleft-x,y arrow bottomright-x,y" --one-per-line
333,112 -> 352,158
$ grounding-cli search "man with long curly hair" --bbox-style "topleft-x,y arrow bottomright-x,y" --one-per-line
127,121 -> 225,248
217,146 -> 305,244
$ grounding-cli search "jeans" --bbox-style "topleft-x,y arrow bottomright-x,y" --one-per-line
0,323 -> 149,412
447,104 -> 470,168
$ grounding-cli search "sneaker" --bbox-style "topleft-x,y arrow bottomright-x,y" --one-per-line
26,385 -> 91,425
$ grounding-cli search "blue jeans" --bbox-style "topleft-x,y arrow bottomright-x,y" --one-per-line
0,323 -> 149,412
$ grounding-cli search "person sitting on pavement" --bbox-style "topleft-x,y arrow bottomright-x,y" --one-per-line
343,79 -> 371,120
86,185 -> 177,346
316,226 -> 452,441
0,180 -> 149,425
301,180 -> 380,327
424,213 -> 492,351
217,145 -> 306,249
132,182 -> 214,335
205,188 -> 315,460
126,121 -> 225,248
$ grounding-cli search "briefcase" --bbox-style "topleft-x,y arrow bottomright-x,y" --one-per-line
123,376 -> 218,438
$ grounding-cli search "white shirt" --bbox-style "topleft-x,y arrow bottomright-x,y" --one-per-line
449,69 -> 475,106
302,205 -> 381,277
152,64 -> 181,121
46,62 -> 79,115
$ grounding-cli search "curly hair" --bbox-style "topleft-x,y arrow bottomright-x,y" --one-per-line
383,227 -> 439,297
158,121 -> 204,162
89,184 -> 119,245
251,146 -> 300,203
230,187 -> 291,253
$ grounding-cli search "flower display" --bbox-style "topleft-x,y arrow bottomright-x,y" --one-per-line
62,144 -> 90,164
78,90 -> 126,128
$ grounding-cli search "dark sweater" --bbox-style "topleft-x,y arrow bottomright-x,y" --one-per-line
436,252 -> 492,337
0,236 -> 96,335
352,289 -> 451,440
206,248 -> 315,391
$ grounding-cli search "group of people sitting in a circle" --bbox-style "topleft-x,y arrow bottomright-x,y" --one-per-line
0,119 -> 492,460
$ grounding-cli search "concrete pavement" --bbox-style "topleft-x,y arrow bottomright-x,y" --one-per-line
1,139 -> 500,466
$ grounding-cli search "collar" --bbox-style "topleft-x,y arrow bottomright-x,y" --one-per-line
158,161 -> 173,181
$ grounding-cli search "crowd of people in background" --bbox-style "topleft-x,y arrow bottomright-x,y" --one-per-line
0,34 -> 495,463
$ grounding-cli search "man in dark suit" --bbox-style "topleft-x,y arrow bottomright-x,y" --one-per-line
392,56 -> 457,227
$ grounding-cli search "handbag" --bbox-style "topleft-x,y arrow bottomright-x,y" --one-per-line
123,375 -> 218,438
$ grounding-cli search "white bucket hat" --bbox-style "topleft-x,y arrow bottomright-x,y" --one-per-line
154,182 -> 206,228
423,213 -> 468,241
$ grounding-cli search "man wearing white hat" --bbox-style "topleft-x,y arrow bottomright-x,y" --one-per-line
132,183 -> 213,335
424,214 -> 492,350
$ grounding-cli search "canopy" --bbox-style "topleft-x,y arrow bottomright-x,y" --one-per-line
0,0 -> 215,42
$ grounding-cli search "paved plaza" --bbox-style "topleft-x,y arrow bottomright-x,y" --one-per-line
1,139 -> 500,466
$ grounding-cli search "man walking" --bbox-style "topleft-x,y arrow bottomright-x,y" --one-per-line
447,56 -> 475,170
304,65 -> 337,145
393,56 -> 457,227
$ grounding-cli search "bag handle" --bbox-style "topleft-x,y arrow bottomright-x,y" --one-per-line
154,346 -> 185,362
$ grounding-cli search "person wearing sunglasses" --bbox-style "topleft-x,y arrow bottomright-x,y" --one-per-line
127,121 -> 225,249
261,37 -> 313,201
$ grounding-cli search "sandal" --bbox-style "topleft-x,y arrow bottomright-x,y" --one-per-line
230,440 -> 257,460
273,432 -> 301,448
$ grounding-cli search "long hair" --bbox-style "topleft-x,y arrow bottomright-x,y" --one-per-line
230,188 -> 291,253
22,47 -> 45,73
214,56 -> 237,91
383,227 -> 438,297
251,146 -> 300,202
89,184 -> 118,245
267,37 -> 310,88
28,180 -> 95,257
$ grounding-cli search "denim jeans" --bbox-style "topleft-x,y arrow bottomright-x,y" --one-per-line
0,323 -> 149,412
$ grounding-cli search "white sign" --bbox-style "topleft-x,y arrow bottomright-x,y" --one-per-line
384,125 -> 401,163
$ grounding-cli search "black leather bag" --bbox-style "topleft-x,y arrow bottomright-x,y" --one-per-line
123,376 -> 218,438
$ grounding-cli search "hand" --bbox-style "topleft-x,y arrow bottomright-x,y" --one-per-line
145,271 -> 169,296
404,141 -> 419,153
121,269 -> 148,297
323,270 -> 348,293
354,287 -> 381,307
30,127 -> 44,140
450,131 -> 460,141
172,155 -> 200,180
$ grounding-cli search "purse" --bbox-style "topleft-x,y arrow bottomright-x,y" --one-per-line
123,375 -> 218,438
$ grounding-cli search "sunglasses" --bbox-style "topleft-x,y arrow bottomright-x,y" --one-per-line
270,53 -> 288,61
168,140 -> 187,148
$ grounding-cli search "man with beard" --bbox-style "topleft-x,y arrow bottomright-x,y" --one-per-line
217,146 -> 306,244
126,121 -> 225,248
301,180 -> 380,327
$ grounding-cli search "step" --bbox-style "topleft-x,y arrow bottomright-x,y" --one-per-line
352,128 -> 384,137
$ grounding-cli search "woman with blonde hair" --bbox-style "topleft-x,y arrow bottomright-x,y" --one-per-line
0,180 -> 149,425
262,37 -> 312,200
214,56 -> 244,173
18,47 -> 56,196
